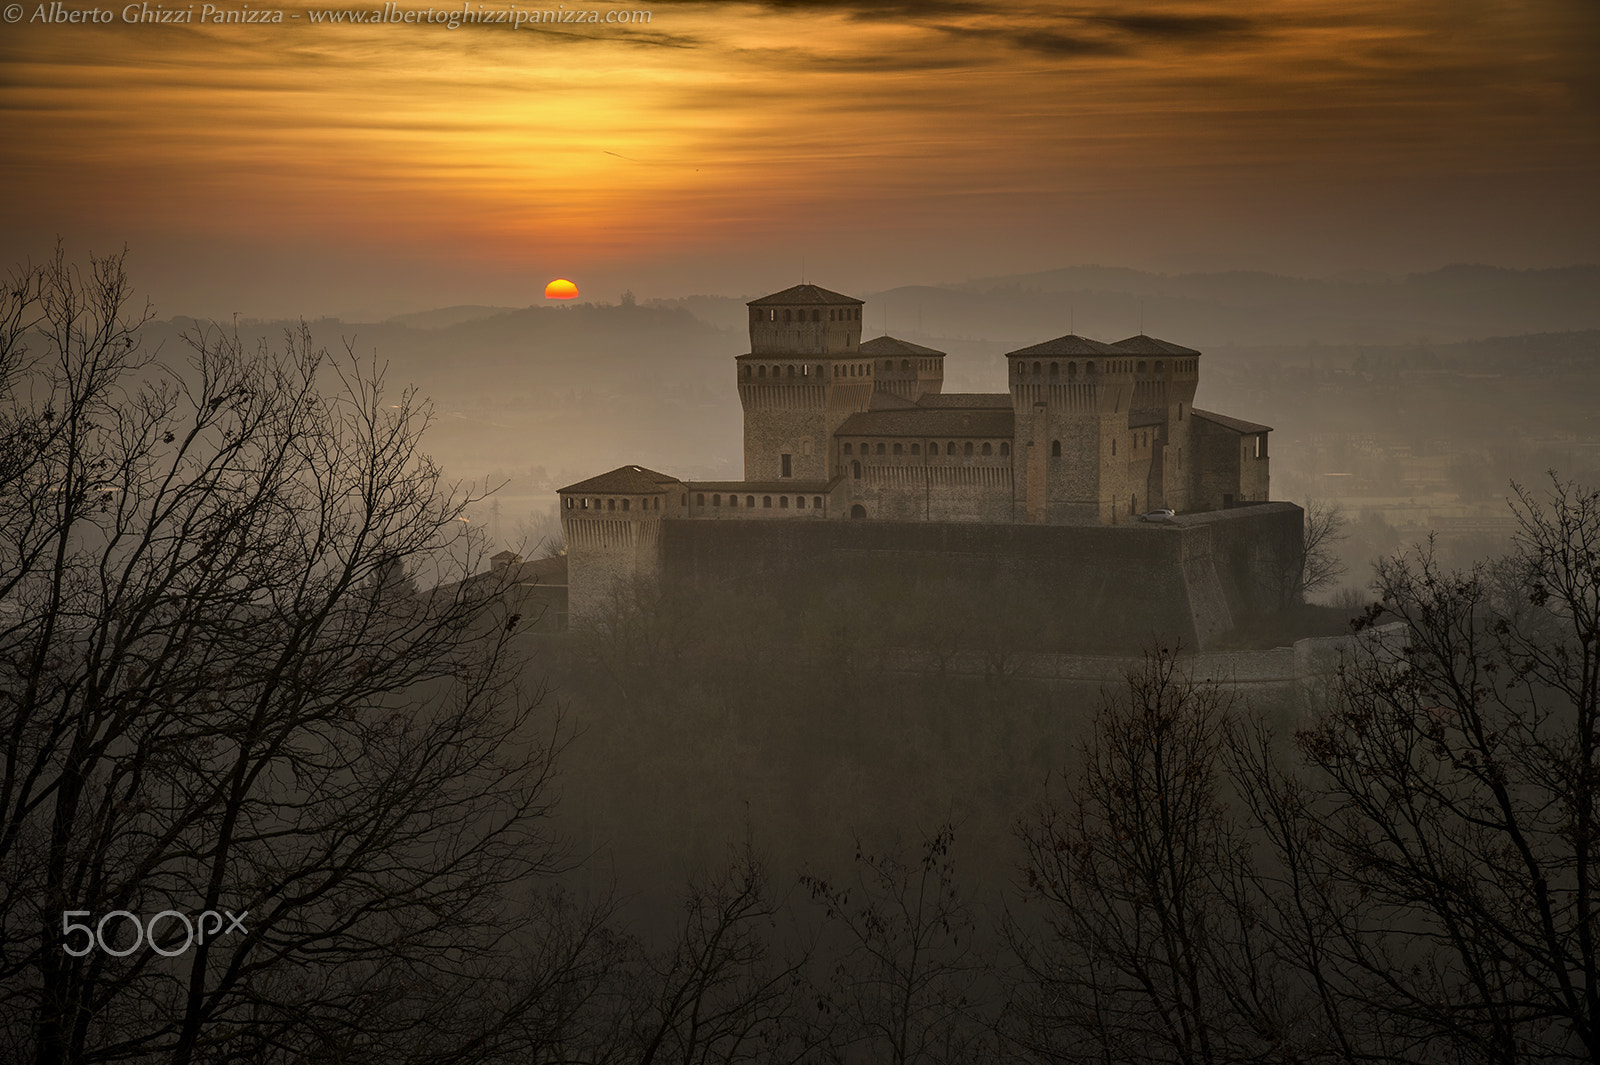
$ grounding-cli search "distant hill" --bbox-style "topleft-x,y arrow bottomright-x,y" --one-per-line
386,305 -> 520,330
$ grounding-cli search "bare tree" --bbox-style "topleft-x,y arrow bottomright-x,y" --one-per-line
803,825 -> 991,1065
1244,477 -> 1600,1062
1297,500 -> 1349,603
1009,649 -> 1326,1065
0,248 -> 565,1064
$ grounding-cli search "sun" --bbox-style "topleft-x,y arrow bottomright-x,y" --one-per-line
544,278 -> 579,300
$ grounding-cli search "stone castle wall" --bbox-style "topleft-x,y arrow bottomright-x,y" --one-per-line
657,502 -> 1303,650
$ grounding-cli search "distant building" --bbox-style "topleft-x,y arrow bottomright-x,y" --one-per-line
559,283 -> 1290,641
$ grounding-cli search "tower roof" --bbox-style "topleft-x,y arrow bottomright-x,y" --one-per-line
1111,335 -> 1201,356
748,284 -> 863,307
1003,335 -> 1124,358
558,465 -> 681,494
859,335 -> 945,357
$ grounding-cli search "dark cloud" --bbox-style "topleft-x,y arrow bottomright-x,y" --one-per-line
1096,13 -> 1257,39
937,23 -> 1123,57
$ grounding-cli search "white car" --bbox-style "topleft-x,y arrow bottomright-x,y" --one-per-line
1139,509 -> 1176,523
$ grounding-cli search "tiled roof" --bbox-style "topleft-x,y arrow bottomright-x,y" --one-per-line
1004,335 -> 1124,358
558,465 -> 681,494
1192,409 -> 1272,434
747,284 -> 863,307
1111,335 -> 1202,356
917,393 -> 1013,409
868,391 -> 919,410
838,408 -> 1014,437
859,335 -> 946,357
684,480 -> 832,492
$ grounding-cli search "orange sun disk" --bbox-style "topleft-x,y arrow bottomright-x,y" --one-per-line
544,278 -> 579,300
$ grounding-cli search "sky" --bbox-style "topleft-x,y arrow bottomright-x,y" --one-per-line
2,0 -> 1597,319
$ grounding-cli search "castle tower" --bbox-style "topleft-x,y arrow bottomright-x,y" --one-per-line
739,284 -> 870,482
1110,335 -> 1201,514
1004,336 -> 1137,524
861,336 -> 945,403
557,465 -> 684,620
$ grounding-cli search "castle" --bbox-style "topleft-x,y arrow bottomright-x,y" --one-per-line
559,283 -> 1292,643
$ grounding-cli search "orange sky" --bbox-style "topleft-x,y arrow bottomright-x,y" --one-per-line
2,0 -> 1596,317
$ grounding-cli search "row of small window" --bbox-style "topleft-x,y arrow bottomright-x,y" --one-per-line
694,493 -> 823,510
879,359 -> 936,372
755,308 -> 862,323
566,496 -> 661,512
1013,358 -> 1194,378
843,440 -> 1012,458
742,363 -> 874,379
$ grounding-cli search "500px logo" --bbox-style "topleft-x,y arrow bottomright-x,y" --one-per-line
61,909 -> 248,957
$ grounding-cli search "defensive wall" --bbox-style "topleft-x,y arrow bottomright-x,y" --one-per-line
657,501 -> 1302,651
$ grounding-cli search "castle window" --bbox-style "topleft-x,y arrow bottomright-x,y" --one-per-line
784,310 -> 792,322
876,443 -> 885,456
1155,361 -> 1164,373
713,494 -> 721,506
982,442 -> 992,456
802,439 -> 813,456
763,496 -> 772,508
911,443 -> 920,455
964,442 -> 974,457
780,496 -> 788,508
893,443 -> 902,456
747,496 -> 755,507
759,365 -> 767,378
797,495 -> 806,508
947,442 -> 956,455
787,365 -> 795,377
852,461 -> 861,479
901,359 -> 910,371
565,497 -> 573,509
607,499 -> 615,510
843,443 -> 853,456
782,454 -> 792,477
1052,440 -> 1061,458
622,499 -> 629,511
696,493 -> 704,506
829,310 -> 835,321
728,495 -> 736,507
1001,442 -> 1010,456
814,496 -> 823,508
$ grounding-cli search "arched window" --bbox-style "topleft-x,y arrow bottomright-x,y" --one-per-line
876,443 -> 885,456
758,365 -> 767,378
1051,440 -> 1061,458
713,494 -> 721,506
607,499 -> 615,510
742,365 -> 750,378
850,504 -> 867,520
1000,442 -> 1010,457
813,309 -> 821,322
1138,361 -> 1146,373
947,442 -> 956,455
852,461 -> 861,479
796,495 -> 806,508
813,496 -> 823,509
784,309 -> 792,322
746,496 -> 755,507
1155,361 -> 1164,373
843,443 -> 853,455
901,359 -> 910,371
787,365 -> 795,376
696,493 -> 704,506
729,495 -> 737,507
911,443 -> 921,456
780,496 -> 788,508
893,443 -> 903,456
963,442 -> 974,457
